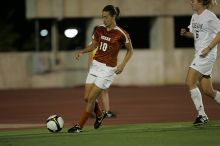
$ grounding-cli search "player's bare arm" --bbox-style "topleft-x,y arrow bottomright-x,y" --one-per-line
115,41 -> 133,74
74,40 -> 99,60
200,31 -> 220,57
180,28 -> 193,38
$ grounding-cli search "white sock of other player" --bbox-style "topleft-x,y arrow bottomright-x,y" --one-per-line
190,88 -> 207,117
214,91 -> 220,104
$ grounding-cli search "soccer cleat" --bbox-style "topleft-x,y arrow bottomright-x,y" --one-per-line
106,111 -> 117,118
68,124 -> 82,133
193,115 -> 209,126
94,111 -> 107,129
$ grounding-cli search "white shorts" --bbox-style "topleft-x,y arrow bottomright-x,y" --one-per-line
86,60 -> 117,89
190,55 -> 216,75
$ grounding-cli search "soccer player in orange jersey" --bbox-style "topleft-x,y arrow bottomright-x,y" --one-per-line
68,5 -> 133,133
88,47 -> 117,118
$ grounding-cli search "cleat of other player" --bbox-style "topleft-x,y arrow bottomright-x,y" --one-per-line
68,124 -> 82,133
193,115 -> 209,126
106,111 -> 117,118
94,112 -> 107,129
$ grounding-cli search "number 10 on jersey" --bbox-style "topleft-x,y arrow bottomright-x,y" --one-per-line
99,42 -> 108,51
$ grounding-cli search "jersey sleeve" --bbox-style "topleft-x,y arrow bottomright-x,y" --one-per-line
188,16 -> 193,33
125,32 -> 130,44
208,15 -> 220,34
92,27 -> 99,41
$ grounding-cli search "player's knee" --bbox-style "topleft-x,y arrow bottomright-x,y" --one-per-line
87,96 -> 96,103
185,80 -> 190,88
203,89 -> 215,98
185,80 -> 195,89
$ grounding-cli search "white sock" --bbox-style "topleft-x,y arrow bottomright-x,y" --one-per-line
190,88 -> 207,117
214,91 -> 220,104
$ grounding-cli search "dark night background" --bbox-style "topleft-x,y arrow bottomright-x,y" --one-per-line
0,0 -> 194,52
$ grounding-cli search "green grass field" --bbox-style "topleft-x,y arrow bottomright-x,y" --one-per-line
0,121 -> 220,146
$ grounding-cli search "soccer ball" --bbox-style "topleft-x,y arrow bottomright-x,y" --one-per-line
46,115 -> 64,133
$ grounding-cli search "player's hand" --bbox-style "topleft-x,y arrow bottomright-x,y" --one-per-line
180,28 -> 187,36
200,47 -> 211,58
115,64 -> 124,74
74,51 -> 83,61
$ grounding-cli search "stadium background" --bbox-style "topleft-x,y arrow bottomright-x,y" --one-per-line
0,0 -> 219,89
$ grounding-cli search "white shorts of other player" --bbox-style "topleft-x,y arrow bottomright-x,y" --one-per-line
190,54 -> 216,75
86,60 -> 117,89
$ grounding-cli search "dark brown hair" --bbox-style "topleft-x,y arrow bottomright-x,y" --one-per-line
102,5 -> 120,21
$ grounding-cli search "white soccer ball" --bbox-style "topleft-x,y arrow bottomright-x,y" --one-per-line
46,115 -> 64,133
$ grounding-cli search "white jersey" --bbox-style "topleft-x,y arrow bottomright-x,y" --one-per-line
188,9 -> 220,58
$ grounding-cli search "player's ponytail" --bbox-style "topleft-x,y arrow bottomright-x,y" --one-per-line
114,7 -> 120,21
210,0 -> 218,8
103,5 -> 120,21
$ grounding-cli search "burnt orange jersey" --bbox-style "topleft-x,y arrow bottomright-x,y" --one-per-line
92,25 -> 130,67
